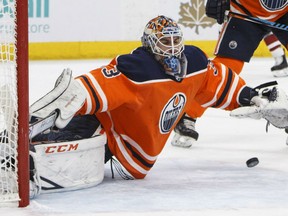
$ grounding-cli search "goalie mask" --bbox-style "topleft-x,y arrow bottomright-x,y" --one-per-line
141,15 -> 187,81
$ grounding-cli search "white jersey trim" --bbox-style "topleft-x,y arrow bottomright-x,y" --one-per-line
118,68 -> 207,85
121,134 -> 158,161
108,112 -> 148,175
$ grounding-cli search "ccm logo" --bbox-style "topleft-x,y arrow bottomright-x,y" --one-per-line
45,143 -> 79,154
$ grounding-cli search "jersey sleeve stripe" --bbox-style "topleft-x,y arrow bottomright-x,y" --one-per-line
236,85 -> 246,105
219,74 -> 240,109
86,73 -> 108,112
201,64 -> 227,107
213,68 -> 233,107
79,75 -> 100,113
76,79 -> 92,114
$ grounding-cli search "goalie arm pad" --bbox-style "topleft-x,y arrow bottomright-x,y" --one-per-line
206,0 -> 230,24
29,68 -> 86,129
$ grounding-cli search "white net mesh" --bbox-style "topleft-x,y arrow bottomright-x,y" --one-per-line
0,0 -> 20,203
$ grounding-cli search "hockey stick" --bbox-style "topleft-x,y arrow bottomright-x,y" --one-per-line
226,11 -> 288,31
29,111 -> 58,139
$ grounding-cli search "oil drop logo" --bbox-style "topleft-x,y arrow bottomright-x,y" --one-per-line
159,93 -> 186,134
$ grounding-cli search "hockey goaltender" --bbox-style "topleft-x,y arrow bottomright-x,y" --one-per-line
28,15 -> 288,198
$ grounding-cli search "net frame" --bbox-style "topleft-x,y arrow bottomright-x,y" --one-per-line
16,0 -> 29,208
0,0 -> 29,207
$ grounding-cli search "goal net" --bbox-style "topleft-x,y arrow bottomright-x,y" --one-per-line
0,0 -> 29,207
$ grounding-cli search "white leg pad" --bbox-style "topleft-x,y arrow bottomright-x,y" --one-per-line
30,133 -> 106,196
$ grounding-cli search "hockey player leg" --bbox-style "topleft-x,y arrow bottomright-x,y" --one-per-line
271,53 -> 288,77
29,133 -> 106,198
263,33 -> 288,77
30,68 -> 86,129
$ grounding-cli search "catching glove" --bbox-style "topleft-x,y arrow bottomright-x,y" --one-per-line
231,83 -> 288,129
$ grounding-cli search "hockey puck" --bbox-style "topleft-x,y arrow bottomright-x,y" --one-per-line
246,157 -> 259,168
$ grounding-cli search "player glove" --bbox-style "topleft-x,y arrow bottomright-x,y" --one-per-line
205,0 -> 230,24
231,82 -> 288,129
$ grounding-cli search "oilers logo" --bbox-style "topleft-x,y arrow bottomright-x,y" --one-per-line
159,93 -> 186,134
260,0 -> 287,11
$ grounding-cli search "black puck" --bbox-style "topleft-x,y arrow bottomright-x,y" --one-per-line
246,157 -> 259,168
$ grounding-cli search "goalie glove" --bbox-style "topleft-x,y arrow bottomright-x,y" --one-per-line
205,0 -> 230,24
29,68 -> 86,129
231,83 -> 288,129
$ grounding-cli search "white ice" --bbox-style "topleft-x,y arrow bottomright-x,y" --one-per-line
1,57 -> 288,216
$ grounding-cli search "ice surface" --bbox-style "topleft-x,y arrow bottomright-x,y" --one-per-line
1,57 -> 288,216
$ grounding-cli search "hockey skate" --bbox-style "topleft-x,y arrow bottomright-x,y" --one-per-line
171,114 -> 199,148
271,54 -> 288,77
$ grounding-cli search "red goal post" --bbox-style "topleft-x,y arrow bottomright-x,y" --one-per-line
0,0 -> 29,207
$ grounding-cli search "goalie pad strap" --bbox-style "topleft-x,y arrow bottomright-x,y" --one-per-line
253,81 -> 278,92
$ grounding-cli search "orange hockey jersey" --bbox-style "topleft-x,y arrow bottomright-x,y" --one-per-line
230,0 -> 288,21
76,46 -> 246,179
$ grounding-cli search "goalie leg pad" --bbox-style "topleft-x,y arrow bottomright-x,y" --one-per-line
30,133 -> 106,197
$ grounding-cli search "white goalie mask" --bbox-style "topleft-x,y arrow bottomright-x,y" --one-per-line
141,15 -> 187,81
260,0 -> 288,11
